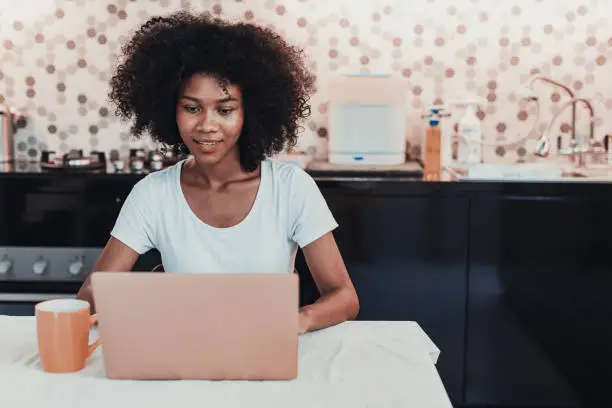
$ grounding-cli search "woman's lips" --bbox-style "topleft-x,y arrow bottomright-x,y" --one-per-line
192,138 -> 222,153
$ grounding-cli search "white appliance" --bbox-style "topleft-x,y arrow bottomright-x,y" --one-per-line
328,73 -> 407,165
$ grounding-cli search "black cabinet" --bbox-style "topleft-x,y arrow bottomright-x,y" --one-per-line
83,178 -> 138,246
495,196 -> 612,408
296,185 -> 468,406
466,195 -> 583,407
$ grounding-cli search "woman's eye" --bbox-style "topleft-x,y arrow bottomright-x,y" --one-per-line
184,105 -> 200,113
218,108 -> 234,116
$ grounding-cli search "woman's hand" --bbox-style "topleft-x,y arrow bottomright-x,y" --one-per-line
298,308 -> 312,335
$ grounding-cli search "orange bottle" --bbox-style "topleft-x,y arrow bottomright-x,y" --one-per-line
424,115 -> 442,181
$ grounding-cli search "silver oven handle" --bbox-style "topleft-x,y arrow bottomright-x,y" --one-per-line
0,293 -> 76,302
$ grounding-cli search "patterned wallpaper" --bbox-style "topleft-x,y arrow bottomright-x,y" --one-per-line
0,0 -> 611,164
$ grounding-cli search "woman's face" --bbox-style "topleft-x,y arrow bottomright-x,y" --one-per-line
176,73 -> 245,167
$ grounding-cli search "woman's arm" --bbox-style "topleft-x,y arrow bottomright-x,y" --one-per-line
298,231 -> 359,334
77,236 -> 140,313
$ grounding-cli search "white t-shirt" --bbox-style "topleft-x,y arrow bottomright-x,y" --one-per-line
110,159 -> 338,274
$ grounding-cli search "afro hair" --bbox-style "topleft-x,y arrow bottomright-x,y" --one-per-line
108,11 -> 316,171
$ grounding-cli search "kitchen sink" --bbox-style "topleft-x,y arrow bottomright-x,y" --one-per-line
457,163 -> 564,181
453,163 -> 612,183
565,165 -> 612,179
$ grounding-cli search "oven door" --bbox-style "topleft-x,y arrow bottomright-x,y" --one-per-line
0,293 -> 77,316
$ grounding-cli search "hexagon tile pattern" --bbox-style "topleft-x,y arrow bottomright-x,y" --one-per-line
1,0 -> 611,163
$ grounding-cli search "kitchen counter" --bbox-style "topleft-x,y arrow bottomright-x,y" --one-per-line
4,158 -> 612,187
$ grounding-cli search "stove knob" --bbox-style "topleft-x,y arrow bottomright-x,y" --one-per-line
68,257 -> 84,276
0,257 -> 12,275
33,258 -> 48,275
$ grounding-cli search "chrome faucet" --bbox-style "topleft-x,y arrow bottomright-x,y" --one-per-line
536,97 -> 601,167
516,75 -> 604,166
516,75 -> 577,144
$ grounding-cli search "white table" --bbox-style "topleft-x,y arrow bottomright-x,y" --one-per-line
0,316 -> 452,408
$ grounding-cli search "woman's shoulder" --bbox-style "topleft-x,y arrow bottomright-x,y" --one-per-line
264,158 -> 322,208
265,157 -> 314,186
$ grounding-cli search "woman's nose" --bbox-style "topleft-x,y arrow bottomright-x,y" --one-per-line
196,115 -> 219,132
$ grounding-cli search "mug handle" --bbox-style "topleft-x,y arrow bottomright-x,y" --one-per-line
87,314 -> 101,357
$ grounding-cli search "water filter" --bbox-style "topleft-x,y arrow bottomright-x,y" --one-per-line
458,104 -> 482,164
447,99 -> 485,165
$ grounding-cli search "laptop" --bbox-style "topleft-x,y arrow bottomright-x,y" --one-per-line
91,271 -> 299,380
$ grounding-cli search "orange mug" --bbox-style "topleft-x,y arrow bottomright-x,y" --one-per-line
35,298 -> 101,373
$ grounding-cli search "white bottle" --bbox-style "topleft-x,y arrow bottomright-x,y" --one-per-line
458,105 -> 482,164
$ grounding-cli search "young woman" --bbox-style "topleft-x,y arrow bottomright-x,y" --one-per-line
77,11 -> 359,334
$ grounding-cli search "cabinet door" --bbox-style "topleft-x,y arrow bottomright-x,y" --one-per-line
296,191 -> 468,405
500,196 -> 611,408
466,196 -> 595,407
83,178 -> 144,246
84,178 -> 164,271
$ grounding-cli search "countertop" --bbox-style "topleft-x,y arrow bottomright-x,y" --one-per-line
3,159 -> 612,200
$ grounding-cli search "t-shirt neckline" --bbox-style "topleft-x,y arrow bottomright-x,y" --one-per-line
174,159 -> 267,232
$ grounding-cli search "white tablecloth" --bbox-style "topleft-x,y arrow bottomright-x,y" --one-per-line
0,316 -> 452,408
